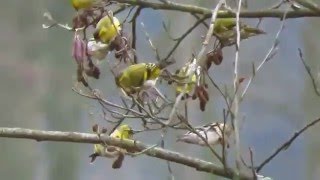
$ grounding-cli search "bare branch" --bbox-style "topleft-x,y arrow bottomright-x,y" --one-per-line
111,0 -> 320,18
130,7 -> 143,63
295,0 -> 320,13
0,127 -> 253,180
256,117 -> 320,172
240,7 -> 288,101
233,0 -> 243,177
298,48 -> 320,96
164,15 -> 208,61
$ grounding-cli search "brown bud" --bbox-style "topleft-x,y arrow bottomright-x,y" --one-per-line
92,124 -> 99,133
72,15 -> 87,29
206,48 -> 223,66
202,87 -> 209,101
77,65 -> 88,87
239,77 -> 245,84
101,127 -> 108,134
192,93 -> 197,100
112,153 -> 124,169
85,65 -> 100,79
200,100 -> 206,111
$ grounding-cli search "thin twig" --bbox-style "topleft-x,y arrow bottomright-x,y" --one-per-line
240,7 -> 289,101
140,22 -> 161,61
164,15 -> 208,61
256,117 -> 320,172
130,7 -> 143,63
298,48 -> 320,96
249,148 -> 257,180
192,13 -> 209,28
295,0 -> 320,13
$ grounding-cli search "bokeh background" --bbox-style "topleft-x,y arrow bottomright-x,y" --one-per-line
1,0 -> 320,179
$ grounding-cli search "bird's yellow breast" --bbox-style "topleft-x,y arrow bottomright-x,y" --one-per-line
71,0 -> 95,10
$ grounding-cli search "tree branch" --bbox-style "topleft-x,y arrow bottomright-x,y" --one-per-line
111,0 -> 320,18
256,117 -> 320,172
0,127 -> 253,180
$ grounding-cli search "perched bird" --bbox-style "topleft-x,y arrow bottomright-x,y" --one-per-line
213,18 -> 265,47
93,13 -> 121,44
115,62 -> 166,96
71,0 -> 101,11
174,60 -> 197,96
110,124 -> 134,139
213,18 -> 265,35
177,122 -> 233,147
89,124 -> 134,168
214,18 -> 238,34
91,124 -> 133,156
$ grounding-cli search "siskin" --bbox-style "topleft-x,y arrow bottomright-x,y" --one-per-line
174,60 -> 197,96
71,0 -> 101,11
115,63 -> 164,96
177,122 -> 233,147
90,124 -> 134,169
93,13 -> 121,44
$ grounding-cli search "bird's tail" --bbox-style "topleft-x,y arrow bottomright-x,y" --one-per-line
242,27 -> 266,35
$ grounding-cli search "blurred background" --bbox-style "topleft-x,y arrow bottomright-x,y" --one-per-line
1,0 -> 320,179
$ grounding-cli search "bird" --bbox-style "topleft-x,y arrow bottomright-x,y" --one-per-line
213,18 -> 265,47
89,124 -> 134,168
213,18 -> 265,35
93,13 -> 121,44
115,62 -> 166,96
174,60 -> 197,96
71,0 -> 101,11
177,122 -> 233,147
110,124 -> 134,140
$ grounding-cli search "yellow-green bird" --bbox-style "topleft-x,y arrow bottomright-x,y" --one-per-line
93,13 -> 121,44
115,63 -> 164,95
175,66 -> 197,95
90,124 -> 134,168
71,0 -> 101,11
214,18 -> 265,35
110,124 -> 134,139
93,124 -> 134,155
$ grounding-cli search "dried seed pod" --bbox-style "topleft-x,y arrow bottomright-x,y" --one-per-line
192,85 -> 210,112
206,48 -> 223,68
85,65 -> 100,79
202,86 -> 209,101
238,77 -> 245,84
77,65 -> 88,87
72,14 -> 88,29
101,127 -> 108,134
92,124 -> 99,133
200,100 -> 206,111
112,152 -> 124,169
